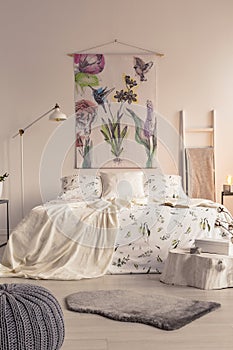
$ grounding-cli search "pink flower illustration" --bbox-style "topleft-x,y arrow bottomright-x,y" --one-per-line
75,99 -> 98,136
75,99 -> 97,168
74,54 -> 105,74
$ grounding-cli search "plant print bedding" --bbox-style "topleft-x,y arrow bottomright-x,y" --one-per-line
109,200 -> 231,274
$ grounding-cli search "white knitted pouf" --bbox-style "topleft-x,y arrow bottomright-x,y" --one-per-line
0,283 -> 65,350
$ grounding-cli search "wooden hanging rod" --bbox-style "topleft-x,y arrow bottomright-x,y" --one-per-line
67,39 -> 164,57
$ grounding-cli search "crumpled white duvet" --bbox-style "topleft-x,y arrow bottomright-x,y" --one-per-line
0,200 -> 118,280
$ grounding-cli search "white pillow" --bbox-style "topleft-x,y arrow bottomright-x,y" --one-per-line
59,174 -> 102,200
100,171 -> 145,201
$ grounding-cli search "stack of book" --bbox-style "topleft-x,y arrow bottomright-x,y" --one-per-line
194,238 -> 233,256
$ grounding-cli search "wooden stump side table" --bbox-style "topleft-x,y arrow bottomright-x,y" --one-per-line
160,248 -> 233,290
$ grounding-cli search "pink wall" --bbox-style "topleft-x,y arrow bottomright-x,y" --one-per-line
1,0 -> 233,228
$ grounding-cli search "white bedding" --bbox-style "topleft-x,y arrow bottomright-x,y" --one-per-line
0,196 -> 232,280
0,200 -> 118,280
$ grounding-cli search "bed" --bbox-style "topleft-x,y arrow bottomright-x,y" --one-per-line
0,171 -> 232,280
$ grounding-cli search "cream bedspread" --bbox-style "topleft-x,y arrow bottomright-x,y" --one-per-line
0,200 -> 118,280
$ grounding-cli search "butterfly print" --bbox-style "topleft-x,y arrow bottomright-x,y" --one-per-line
134,57 -> 153,82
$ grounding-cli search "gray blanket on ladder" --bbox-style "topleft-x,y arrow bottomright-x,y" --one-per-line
185,147 -> 215,201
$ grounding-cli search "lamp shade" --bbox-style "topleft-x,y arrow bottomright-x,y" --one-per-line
49,104 -> 67,121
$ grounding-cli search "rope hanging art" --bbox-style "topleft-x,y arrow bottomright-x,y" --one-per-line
68,39 -> 163,169
67,39 -> 164,57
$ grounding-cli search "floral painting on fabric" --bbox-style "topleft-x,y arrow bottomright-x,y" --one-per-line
73,53 -> 157,168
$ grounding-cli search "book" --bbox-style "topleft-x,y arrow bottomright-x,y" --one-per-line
164,198 -> 218,208
194,238 -> 233,256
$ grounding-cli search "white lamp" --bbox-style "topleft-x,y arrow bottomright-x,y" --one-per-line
12,104 -> 67,218
49,103 -> 67,121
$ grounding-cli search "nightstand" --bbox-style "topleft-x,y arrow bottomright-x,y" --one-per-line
0,199 -> 10,248
221,191 -> 233,205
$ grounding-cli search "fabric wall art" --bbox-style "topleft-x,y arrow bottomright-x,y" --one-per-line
73,53 -> 157,168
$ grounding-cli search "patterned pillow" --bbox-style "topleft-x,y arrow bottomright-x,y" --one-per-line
59,174 -> 102,200
145,174 -> 186,200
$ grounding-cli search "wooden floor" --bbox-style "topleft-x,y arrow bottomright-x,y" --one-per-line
1,246 -> 233,349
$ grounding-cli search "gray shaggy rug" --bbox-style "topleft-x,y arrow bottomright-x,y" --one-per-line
65,289 -> 220,330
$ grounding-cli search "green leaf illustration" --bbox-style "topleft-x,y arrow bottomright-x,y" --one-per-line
75,72 -> 99,92
126,107 -> 149,149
